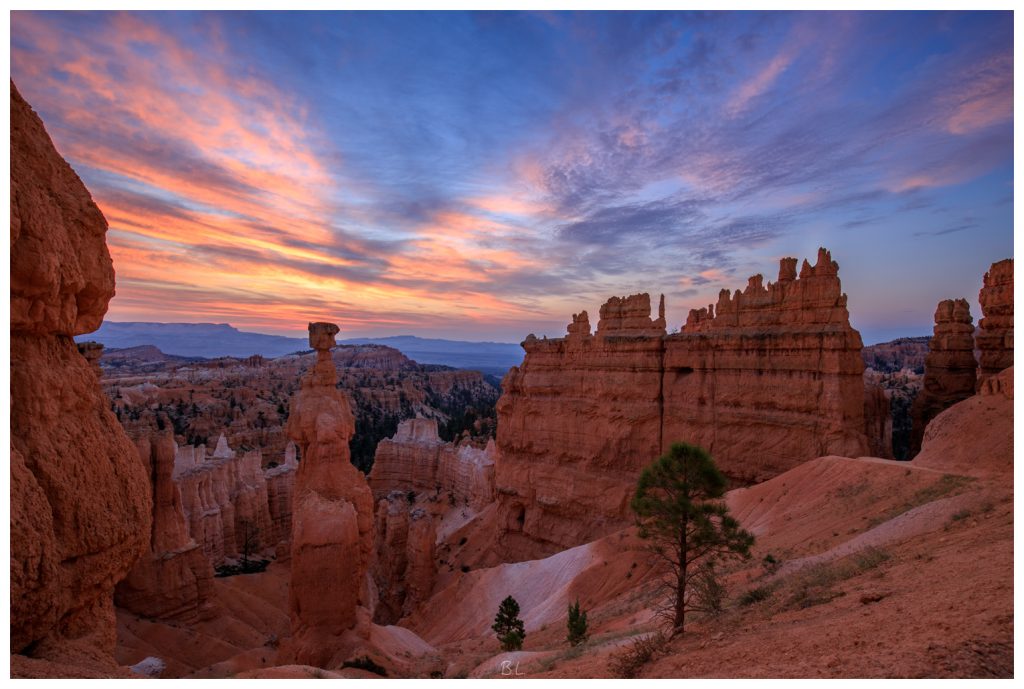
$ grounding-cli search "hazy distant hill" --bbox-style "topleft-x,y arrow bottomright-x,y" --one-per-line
79,322 -> 523,375
80,322 -> 307,358
338,335 -> 522,375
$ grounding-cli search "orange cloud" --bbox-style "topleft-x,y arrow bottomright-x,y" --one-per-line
11,12 -> 581,337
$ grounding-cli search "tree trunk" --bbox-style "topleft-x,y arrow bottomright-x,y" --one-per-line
674,515 -> 687,635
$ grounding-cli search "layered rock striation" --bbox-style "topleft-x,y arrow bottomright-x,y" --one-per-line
909,299 -> 978,456
976,258 -> 1013,384
284,322 -> 375,667
496,248 -> 871,556
10,81 -> 151,670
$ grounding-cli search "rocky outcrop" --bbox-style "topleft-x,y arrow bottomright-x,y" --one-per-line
495,248 -> 870,557
371,496 -> 438,624
175,440 -> 274,567
368,417 -> 496,509
909,299 -> 978,456
10,81 -> 151,669
284,322 -> 375,667
977,259 -> 1013,384
114,423 -> 217,623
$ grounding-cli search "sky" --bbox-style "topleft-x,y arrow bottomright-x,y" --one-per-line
11,10 -> 1013,343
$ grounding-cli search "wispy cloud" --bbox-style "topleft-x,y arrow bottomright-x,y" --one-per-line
11,10 -> 1013,340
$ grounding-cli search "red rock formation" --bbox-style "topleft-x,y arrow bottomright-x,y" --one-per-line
284,322 -> 375,667
10,81 -> 151,671
371,496 -> 438,624
115,422 -> 217,623
368,417 -> 497,510
495,248 -> 869,557
368,418 -> 445,498
909,299 -> 978,456
265,441 -> 299,550
913,366 -> 1013,478
438,440 -> 497,511
175,439 -> 274,567
365,419 -> 495,623
76,341 -> 105,376
976,259 -> 1013,384
666,249 -> 869,477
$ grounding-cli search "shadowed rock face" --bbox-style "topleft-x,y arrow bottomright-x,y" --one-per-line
284,322 -> 375,667
10,81 -> 151,669
909,299 -> 977,457
977,258 -> 1013,384
495,248 -> 870,559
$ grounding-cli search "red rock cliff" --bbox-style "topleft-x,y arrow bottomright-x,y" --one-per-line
495,248 -> 869,557
10,81 -> 151,671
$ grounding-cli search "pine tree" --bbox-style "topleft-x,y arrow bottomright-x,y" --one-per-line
566,599 -> 588,646
632,442 -> 754,636
492,595 -> 526,651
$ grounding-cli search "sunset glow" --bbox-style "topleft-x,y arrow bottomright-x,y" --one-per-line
11,10 -> 1013,342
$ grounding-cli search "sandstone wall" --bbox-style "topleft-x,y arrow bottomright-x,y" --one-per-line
10,81 -> 151,668
977,258 -> 1013,384
495,248 -> 871,556
909,299 -> 978,456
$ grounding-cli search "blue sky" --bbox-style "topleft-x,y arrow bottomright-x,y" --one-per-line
11,10 -> 1013,343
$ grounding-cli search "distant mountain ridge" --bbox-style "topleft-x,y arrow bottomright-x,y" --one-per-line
78,321 -> 523,375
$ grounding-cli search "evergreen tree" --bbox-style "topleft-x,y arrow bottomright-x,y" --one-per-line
566,599 -> 588,646
631,442 -> 754,636
492,595 -> 526,651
